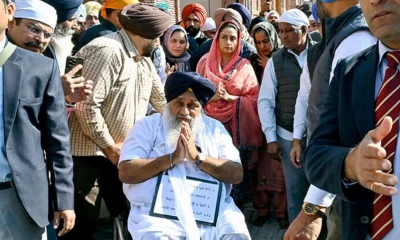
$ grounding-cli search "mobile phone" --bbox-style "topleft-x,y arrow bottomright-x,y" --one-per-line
65,56 -> 84,77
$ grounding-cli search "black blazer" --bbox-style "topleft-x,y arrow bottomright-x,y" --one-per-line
303,44 -> 380,239
4,45 -> 74,227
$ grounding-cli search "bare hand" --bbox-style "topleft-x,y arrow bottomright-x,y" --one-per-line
218,82 -> 237,102
257,53 -> 269,68
344,116 -> 398,196
103,142 -> 123,165
284,210 -> 323,240
61,65 -> 84,96
180,121 -> 199,161
173,135 -> 186,164
290,139 -> 302,169
165,63 -> 175,77
54,210 -> 75,237
65,79 -> 93,104
267,141 -> 283,161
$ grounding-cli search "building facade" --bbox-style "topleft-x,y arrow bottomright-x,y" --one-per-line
140,0 -> 305,24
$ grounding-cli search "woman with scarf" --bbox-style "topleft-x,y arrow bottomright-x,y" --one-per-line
162,25 -> 192,79
196,20 -> 263,209
249,21 -> 283,83
249,21 -> 289,229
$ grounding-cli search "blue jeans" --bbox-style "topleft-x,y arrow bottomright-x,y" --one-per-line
277,135 -> 310,223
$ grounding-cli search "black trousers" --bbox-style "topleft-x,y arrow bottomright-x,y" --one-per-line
58,156 -> 129,240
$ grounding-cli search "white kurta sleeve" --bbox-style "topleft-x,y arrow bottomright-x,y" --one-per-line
258,58 -> 278,143
293,60 -> 311,140
118,116 -> 155,166
215,122 -> 241,164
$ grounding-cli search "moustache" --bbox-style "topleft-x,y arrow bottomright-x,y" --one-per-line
24,41 -> 45,51
176,114 -> 193,121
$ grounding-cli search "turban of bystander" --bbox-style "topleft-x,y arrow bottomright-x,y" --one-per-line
14,0 -> 57,29
165,72 -> 216,107
227,3 -> 252,28
43,0 -> 82,24
214,8 -> 243,28
181,4 -> 207,27
85,1 -> 102,16
100,0 -> 138,19
118,3 -> 172,39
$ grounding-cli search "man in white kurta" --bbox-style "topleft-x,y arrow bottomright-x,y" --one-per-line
118,72 -> 250,240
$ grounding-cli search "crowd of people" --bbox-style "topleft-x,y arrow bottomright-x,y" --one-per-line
0,0 -> 399,239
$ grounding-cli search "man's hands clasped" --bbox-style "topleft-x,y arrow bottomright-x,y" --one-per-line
172,121 -> 200,165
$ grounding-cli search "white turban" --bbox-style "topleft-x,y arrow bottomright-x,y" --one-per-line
266,10 -> 279,19
309,14 -> 315,21
280,9 -> 309,27
201,18 -> 216,32
14,0 -> 57,29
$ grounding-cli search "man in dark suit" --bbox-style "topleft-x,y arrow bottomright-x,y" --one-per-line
303,0 -> 400,239
0,1 -> 75,239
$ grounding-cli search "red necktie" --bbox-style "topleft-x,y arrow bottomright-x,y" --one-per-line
370,51 -> 400,240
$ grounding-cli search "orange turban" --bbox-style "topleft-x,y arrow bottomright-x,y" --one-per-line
100,0 -> 139,19
181,3 -> 207,27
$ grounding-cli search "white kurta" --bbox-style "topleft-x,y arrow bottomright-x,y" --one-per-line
119,113 -> 250,240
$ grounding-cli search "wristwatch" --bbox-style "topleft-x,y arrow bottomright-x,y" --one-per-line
302,202 -> 325,218
194,153 -> 206,166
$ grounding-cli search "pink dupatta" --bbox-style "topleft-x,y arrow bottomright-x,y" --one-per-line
196,20 -> 262,150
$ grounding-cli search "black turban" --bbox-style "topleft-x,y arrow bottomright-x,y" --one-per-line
43,0 -> 82,24
118,3 -> 172,39
165,72 -> 216,107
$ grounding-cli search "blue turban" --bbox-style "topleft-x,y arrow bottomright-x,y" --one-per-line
43,0 -> 83,24
227,3 -> 252,28
165,72 -> 216,107
311,2 -> 319,24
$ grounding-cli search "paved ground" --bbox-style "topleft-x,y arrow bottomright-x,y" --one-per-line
94,201 -> 286,240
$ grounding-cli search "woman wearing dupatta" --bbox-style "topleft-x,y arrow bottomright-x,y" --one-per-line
249,21 -> 289,229
162,25 -> 192,76
196,20 -> 263,208
249,21 -> 283,82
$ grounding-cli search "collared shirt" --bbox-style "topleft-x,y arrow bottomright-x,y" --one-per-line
258,46 -> 308,143
0,39 -> 10,182
364,41 -> 400,240
294,31 -> 376,140
68,29 -> 166,157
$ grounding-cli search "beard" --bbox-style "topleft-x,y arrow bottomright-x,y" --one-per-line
162,105 -> 205,150
185,26 -> 200,37
53,23 -> 75,39
50,24 -> 76,74
142,39 -> 157,57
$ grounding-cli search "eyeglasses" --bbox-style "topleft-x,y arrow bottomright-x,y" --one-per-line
26,24 -> 52,39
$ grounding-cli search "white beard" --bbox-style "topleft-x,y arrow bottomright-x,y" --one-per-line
50,35 -> 75,74
162,105 -> 205,150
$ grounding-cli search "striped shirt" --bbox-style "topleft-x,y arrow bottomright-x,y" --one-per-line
68,29 -> 166,157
